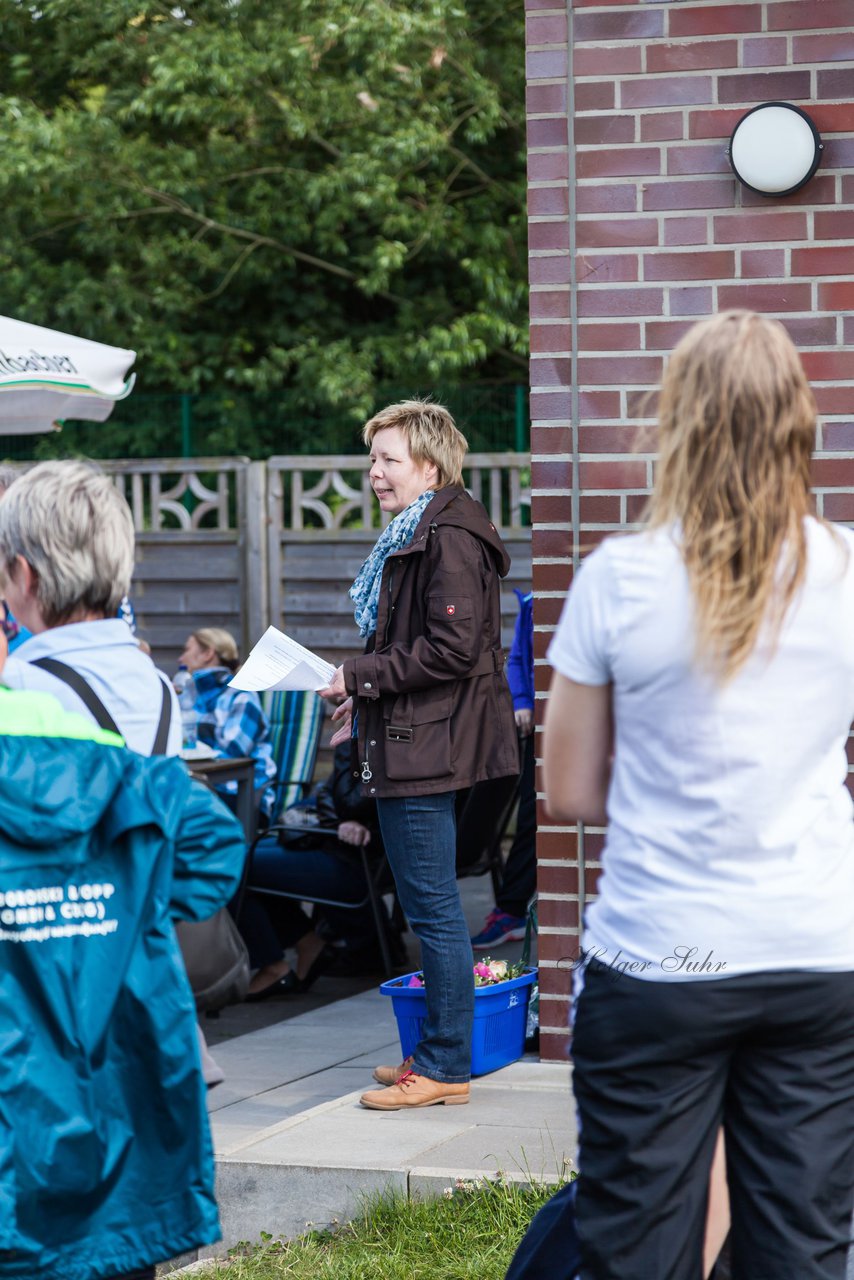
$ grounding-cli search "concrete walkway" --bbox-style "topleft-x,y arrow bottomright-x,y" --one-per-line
173,985 -> 576,1267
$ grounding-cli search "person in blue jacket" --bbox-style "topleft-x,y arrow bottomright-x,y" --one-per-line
470,588 -> 537,948
0,628 -> 246,1280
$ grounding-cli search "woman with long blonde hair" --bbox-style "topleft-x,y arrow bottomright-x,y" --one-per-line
532,312 -> 854,1279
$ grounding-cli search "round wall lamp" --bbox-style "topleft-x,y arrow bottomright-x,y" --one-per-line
728,102 -> 823,197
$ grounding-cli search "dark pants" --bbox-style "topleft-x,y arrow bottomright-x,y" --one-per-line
570,961 -> 854,1280
497,731 -> 536,917
241,836 -> 376,967
505,1179 -> 581,1280
455,772 -> 519,873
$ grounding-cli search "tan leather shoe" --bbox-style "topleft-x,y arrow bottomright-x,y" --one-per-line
372,1055 -> 415,1086
360,1070 -> 470,1110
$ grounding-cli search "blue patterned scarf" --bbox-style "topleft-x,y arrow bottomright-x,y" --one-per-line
350,490 -> 435,637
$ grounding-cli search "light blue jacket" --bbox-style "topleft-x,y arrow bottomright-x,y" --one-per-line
0,697 -> 245,1279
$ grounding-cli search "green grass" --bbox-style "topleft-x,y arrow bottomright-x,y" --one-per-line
192,1175 -> 570,1280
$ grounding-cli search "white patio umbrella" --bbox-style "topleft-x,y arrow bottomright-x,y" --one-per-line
0,314 -> 136,434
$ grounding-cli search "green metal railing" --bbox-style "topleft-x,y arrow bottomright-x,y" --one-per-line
0,382 -> 529,462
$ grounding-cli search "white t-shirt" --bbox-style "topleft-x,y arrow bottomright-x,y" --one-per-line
4,619 -> 181,757
548,519 -> 854,981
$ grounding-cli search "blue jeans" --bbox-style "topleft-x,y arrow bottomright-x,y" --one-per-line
242,837 -> 376,968
377,791 -> 473,1083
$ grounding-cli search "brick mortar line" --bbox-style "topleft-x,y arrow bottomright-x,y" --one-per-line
573,69 -> 835,81
572,50 -> 854,63
571,0 -> 848,15
570,93 -> 854,105
534,418 -> 854,426
570,140 -> 854,150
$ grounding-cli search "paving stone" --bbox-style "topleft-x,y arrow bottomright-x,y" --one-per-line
208,1160 -> 408,1253
192,877 -> 564,1259
227,1094 -> 479,1167
403,1121 -> 576,1181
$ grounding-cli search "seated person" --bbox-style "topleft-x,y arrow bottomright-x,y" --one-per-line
178,626 -> 276,816
470,587 -> 536,948
0,465 -> 27,653
239,742 -> 396,999
0,599 -> 28,652
0,628 -> 245,1280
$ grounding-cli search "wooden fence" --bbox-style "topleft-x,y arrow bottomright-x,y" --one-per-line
101,455 -> 532,675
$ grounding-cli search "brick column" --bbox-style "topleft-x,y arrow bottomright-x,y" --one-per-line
527,0 -> 854,1061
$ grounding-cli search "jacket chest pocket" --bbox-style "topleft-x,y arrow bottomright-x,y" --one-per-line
384,691 -> 454,782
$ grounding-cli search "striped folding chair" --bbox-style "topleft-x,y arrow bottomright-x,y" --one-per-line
235,694 -> 403,973
263,688 -> 325,818
231,689 -> 324,922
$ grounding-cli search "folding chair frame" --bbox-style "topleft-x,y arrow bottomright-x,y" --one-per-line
235,820 -> 399,974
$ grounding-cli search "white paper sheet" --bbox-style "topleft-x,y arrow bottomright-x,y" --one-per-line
229,625 -> 336,693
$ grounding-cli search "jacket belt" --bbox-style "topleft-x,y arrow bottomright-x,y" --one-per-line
467,648 -> 505,678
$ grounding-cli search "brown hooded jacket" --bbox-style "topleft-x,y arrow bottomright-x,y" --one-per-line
342,485 -> 519,798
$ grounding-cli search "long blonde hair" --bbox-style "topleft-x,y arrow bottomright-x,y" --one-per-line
646,311 -> 819,680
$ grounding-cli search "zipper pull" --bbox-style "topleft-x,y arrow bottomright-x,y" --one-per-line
361,760 -> 373,782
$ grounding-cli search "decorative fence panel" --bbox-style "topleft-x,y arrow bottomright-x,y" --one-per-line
267,454 -> 532,669
102,458 -> 255,669
97,455 -> 531,675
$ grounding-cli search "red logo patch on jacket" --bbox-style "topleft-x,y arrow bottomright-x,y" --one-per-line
446,604 -> 456,615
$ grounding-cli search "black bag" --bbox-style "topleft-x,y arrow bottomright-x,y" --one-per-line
176,910 -> 250,1013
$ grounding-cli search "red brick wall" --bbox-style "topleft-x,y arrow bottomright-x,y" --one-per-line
527,0 -> 854,1061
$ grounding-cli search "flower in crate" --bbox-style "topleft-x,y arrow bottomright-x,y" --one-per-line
400,958 -> 527,989
474,957 -> 523,986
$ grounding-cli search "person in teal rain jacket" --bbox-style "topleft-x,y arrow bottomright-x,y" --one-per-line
0,630 -> 245,1280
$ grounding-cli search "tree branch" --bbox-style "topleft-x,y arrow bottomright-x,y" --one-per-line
137,184 -> 407,304
495,345 -> 529,370
23,205 -> 173,245
199,240 -> 263,301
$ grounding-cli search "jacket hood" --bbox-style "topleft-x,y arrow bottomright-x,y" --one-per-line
0,734 -> 128,846
422,486 -> 512,577
0,733 -> 189,849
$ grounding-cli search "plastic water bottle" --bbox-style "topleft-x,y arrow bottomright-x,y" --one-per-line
174,665 -> 198,748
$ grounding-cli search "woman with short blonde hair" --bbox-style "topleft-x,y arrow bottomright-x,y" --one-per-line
532,312 -> 854,1280
0,460 -> 180,755
361,400 -> 468,490
319,398 -> 518,1111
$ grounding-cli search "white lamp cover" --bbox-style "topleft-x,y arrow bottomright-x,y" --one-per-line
0,314 -> 136,434
729,102 -> 822,196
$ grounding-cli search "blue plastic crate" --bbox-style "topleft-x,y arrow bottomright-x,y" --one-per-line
379,967 -> 538,1076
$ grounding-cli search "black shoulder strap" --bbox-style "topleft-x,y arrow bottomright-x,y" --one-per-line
30,656 -> 174,755
31,657 -> 122,736
151,677 -> 172,756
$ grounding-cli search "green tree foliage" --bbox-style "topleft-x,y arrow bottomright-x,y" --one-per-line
0,0 -> 527,448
